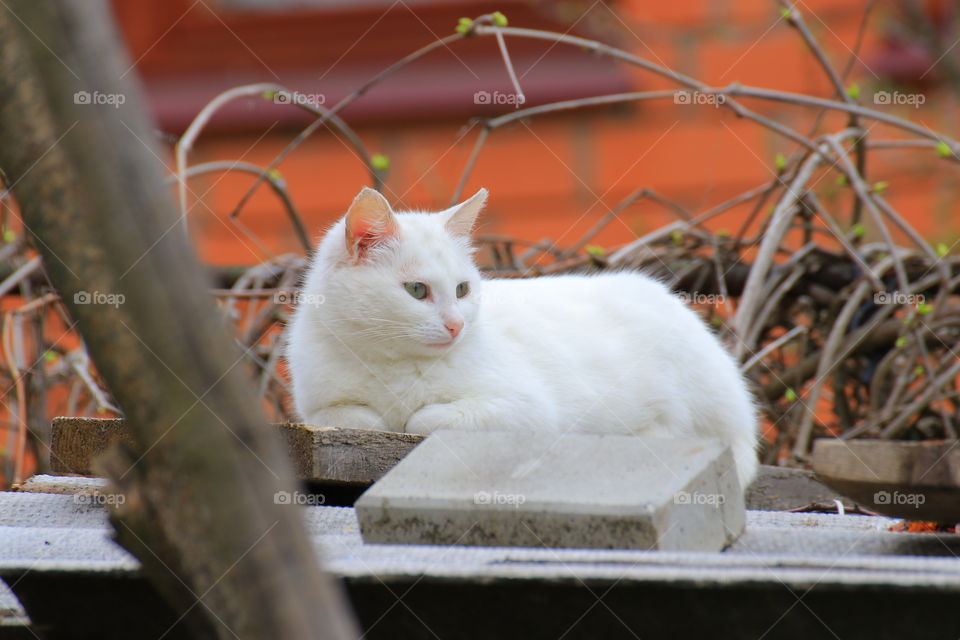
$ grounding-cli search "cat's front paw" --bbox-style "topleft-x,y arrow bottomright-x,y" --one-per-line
303,404 -> 387,431
404,403 -> 466,435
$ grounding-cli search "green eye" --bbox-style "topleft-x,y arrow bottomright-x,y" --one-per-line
404,282 -> 429,300
456,282 -> 470,298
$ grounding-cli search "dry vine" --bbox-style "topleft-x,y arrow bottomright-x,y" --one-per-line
2,4 -> 959,485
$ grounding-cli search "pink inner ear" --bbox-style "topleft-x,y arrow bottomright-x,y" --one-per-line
347,215 -> 397,261
354,222 -> 382,255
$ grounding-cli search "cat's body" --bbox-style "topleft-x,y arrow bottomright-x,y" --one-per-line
286,188 -> 759,487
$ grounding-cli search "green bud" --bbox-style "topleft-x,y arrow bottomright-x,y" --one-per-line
492,11 -> 508,27
774,152 -> 786,171
585,245 -> 605,256
371,153 -> 390,171
936,141 -> 953,158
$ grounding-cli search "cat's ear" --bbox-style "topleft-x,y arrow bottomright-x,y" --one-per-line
444,188 -> 487,237
345,187 -> 398,262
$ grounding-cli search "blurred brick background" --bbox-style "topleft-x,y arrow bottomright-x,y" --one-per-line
112,0 -> 960,265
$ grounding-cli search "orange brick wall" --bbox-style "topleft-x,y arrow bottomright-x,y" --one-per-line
184,1 -> 960,267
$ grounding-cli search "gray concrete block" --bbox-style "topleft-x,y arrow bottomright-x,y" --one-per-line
355,430 -> 745,551
0,492 -> 109,530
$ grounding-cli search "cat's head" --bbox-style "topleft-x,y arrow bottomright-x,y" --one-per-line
312,187 -> 487,358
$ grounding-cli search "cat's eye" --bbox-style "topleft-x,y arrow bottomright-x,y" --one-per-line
456,282 -> 470,298
404,282 -> 429,300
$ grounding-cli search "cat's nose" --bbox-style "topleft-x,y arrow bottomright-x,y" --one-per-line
445,319 -> 463,338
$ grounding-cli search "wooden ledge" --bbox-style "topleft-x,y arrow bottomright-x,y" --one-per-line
50,417 -> 424,485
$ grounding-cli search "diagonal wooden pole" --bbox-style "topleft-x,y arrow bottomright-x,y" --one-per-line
0,2 -> 358,637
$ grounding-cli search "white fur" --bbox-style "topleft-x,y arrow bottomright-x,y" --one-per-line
286,189 -> 759,487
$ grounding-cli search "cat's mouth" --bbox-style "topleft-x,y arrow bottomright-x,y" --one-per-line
424,336 -> 458,348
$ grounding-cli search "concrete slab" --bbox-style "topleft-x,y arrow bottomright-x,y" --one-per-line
355,430 -> 745,551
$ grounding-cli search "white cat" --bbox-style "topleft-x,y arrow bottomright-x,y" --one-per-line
286,187 -> 758,487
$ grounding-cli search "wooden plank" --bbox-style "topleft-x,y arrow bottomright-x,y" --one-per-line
278,422 -> 425,484
811,438 -> 960,521
50,417 -> 424,485
50,417 -> 132,475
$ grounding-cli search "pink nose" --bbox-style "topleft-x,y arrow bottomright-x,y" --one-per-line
445,319 -> 463,338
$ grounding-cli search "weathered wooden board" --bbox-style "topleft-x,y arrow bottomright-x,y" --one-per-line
50,417 -> 132,476
812,438 -> 960,521
50,417 -> 424,485
278,422 -> 425,484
